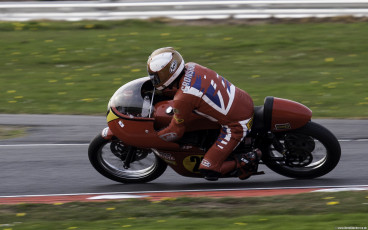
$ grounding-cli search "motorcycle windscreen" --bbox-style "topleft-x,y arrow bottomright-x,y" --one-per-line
108,77 -> 153,118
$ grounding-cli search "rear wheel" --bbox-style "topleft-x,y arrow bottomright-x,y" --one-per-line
88,134 -> 167,183
262,121 -> 341,179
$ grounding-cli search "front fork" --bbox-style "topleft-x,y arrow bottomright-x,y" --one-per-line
100,127 -> 137,169
255,132 -> 285,163
123,146 -> 137,169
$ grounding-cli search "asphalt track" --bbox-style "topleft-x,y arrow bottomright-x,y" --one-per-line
0,114 -> 367,201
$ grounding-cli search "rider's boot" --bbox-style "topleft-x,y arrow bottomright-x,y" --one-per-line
199,169 -> 221,181
235,149 -> 262,180
200,160 -> 239,181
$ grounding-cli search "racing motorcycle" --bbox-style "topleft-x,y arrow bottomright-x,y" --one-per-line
88,77 -> 341,183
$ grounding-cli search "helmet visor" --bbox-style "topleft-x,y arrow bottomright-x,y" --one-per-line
149,73 -> 161,87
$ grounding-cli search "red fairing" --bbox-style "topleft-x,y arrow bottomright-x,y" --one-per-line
271,97 -> 312,132
107,107 -> 180,150
107,99 -> 219,150
155,149 -> 206,178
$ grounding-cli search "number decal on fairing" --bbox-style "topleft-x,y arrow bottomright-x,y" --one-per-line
183,155 -> 204,173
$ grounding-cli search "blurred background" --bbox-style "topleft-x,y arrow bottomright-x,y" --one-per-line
0,2 -> 367,229
2,0 -> 368,21
1,0 -> 367,116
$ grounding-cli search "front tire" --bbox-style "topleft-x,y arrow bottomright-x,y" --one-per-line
88,134 -> 167,183
262,121 -> 341,179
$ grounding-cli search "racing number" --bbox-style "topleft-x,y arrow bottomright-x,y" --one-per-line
190,156 -> 204,173
183,155 -> 204,173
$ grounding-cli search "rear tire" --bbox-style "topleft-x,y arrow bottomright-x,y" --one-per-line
262,121 -> 341,179
88,134 -> 167,183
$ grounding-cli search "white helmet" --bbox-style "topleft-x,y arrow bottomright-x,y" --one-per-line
147,47 -> 185,90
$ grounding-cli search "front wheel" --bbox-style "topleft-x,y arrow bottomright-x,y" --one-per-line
88,134 -> 167,183
262,121 -> 341,179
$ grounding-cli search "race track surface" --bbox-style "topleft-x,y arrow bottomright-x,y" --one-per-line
0,114 -> 367,198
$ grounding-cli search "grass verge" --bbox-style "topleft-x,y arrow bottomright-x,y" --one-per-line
0,19 -> 367,117
0,125 -> 27,140
0,191 -> 368,229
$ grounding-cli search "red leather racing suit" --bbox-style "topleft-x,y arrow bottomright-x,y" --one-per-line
158,62 -> 254,174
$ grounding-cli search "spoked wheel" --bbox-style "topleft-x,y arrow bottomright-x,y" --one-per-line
88,134 -> 167,183
262,121 -> 341,179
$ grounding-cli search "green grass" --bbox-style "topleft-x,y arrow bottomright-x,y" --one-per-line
0,125 -> 26,139
1,191 -> 368,229
0,20 -> 367,117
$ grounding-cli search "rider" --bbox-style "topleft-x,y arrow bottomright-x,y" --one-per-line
147,47 -> 261,181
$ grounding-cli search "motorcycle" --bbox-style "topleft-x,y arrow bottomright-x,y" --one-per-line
88,77 -> 341,183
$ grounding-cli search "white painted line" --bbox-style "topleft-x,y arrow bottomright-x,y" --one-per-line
0,138 -> 366,148
0,143 -> 89,147
1,185 -> 368,199
356,139 -> 368,142
88,194 -> 148,200
339,139 -> 368,142
312,187 -> 368,192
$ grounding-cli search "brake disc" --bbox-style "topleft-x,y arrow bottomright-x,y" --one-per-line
110,141 -> 128,160
110,141 -> 149,162
284,133 -> 315,167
